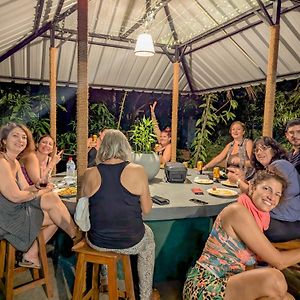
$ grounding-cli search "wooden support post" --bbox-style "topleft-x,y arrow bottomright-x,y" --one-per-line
49,47 -> 57,173
171,61 -> 179,162
263,24 -> 280,137
77,0 -> 89,195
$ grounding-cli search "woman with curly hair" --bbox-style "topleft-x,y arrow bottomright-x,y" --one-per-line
184,170 -> 298,300
228,136 -> 300,242
0,123 -> 77,269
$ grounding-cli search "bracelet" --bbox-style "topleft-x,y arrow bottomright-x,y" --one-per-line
30,190 -> 38,200
35,183 -> 41,190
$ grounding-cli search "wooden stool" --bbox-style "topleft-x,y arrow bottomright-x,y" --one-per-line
0,232 -> 53,300
72,240 -> 135,300
272,239 -> 300,250
272,239 -> 300,271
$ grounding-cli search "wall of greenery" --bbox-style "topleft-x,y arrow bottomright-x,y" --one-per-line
0,79 -> 299,165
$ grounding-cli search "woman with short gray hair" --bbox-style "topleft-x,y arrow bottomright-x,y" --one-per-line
82,129 -> 155,300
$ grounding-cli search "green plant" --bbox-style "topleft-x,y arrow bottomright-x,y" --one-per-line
89,103 -> 117,135
0,88 -> 51,138
56,121 -> 77,155
129,117 -> 157,153
191,93 -> 237,166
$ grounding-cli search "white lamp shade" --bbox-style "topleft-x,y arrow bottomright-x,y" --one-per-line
134,33 -> 155,57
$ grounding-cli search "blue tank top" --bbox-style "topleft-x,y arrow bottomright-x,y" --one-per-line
88,161 -> 145,249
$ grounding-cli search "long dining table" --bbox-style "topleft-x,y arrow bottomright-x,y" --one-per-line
52,168 -> 238,285
143,169 -> 238,284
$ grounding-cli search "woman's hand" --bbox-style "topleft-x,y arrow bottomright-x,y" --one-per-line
53,149 -> 63,165
227,167 -> 245,183
150,101 -> 157,113
154,144 -> 164,154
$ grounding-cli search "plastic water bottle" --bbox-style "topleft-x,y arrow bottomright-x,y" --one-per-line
66,157 -> 76,178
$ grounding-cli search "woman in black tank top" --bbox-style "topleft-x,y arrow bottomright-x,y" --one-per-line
81,129 -> 156,300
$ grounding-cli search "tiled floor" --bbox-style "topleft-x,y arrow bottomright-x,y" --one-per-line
0,257 -> 182,300
1,260 -> 299,300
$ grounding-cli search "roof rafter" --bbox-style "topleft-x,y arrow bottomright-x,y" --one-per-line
120,0 -> 172,38
33,0 -> 45,32
184,3 -> 299,55
42,33 -> 166,54
164,3 -> 195,93
0,3 -> 77,63
256,0 -> 274,25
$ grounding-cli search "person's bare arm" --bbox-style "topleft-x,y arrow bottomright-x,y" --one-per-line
0,158 -> 50,202
81,167 -> 101,198
222,204 -> 300,269
227,167 -> 249,193
136,166 -> 152,214
150,101 -> 161,141
22,152 -> 41,184
43,149 -> 63,176
245,139 -> 253,167
203,143 -> 230,170
161,143 -> 171,164
122,164 -> 152,214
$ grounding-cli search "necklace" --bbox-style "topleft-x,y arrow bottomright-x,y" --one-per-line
4,152 -> 15,163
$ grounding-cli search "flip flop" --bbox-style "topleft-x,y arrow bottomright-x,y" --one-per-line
18,258 -> 41,269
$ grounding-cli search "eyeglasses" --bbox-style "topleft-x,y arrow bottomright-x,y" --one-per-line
254,145 -> 271,154
286,129 -> 300,136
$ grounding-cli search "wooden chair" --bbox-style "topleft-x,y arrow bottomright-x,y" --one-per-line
72,240 -> 135,300
0,232 -> 53,300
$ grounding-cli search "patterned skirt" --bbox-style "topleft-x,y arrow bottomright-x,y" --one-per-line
183,263 -> 228,300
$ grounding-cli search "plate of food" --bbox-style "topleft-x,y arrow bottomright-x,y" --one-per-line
221,180 -> 238,188
57,187 -> 77,198
194,177 -> 213,184
207,188 -> 238,198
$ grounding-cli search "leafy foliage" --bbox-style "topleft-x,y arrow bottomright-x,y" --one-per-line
129,117 -> 157,153
89,103 -> 117,135
56,120 -> 77,155
273,88 -> 300,144
190,93 -> 237,166
0,88 -> 50,138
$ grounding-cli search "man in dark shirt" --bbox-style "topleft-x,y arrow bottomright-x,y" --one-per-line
285,118 -> 300,175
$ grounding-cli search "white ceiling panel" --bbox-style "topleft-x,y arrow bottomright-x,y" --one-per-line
0,0 -> 299,94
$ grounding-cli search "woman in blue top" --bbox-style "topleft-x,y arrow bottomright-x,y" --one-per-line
228,136 -> 300,242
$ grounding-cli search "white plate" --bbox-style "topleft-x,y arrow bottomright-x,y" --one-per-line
221,180 -> 238,188
56,187 -> 77,198
194,177 -> 213,184
207,188 -> 238,198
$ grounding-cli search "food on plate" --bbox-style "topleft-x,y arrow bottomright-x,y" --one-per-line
207,188 -> 238,198
221,180 -> 238,188
194,177 -> 213,184
58,187 -> 77,197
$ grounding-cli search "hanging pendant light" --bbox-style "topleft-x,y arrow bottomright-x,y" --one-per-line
134,32 -> 155,57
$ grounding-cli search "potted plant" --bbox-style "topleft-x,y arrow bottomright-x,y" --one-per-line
129,116 -> 160,181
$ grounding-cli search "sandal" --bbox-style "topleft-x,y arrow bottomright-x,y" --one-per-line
19,258 -> 41,269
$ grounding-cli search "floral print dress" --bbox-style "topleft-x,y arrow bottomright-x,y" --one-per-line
183,216 -> 257,299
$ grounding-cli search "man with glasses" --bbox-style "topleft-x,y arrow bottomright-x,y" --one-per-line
285,118 -> 300,175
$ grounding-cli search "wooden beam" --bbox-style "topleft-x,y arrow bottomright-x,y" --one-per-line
263,24 -> 280,137
49,47 -> 57,173
77,0 -> 89,194
171,61 -> 179,162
